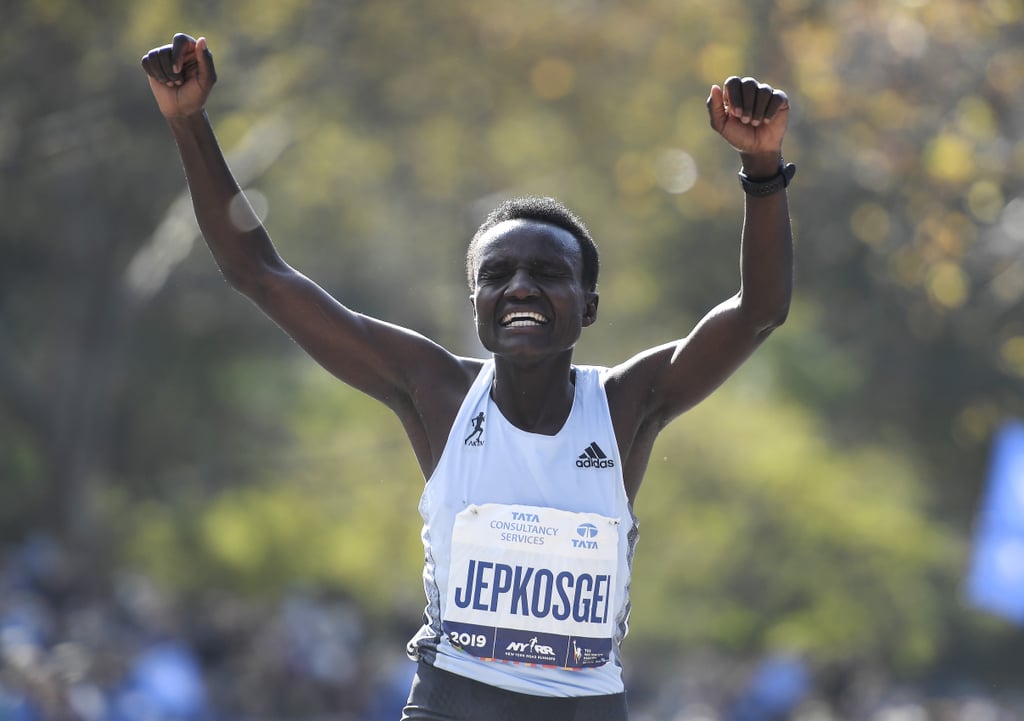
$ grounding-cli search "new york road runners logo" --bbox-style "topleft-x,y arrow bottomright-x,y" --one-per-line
576,441 -> 615,468
506,636 -> 556,657
465,411 -> 485,446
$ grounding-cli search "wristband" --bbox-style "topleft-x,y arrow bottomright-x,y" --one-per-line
738,160 -> 796,197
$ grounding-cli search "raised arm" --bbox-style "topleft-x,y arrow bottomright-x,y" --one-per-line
141,35 -> 473,473
608,76 -> 793,494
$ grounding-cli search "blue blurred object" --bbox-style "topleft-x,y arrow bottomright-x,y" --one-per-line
966,420 -> 1024,625
0,682 -> 37,721
359,657 -> 416,721
726,655 -> 809,721
113,642 -> 209,721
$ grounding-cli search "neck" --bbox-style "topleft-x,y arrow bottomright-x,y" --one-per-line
490,354 -> 576,435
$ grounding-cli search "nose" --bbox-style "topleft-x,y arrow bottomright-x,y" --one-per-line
505,268 -> 538,299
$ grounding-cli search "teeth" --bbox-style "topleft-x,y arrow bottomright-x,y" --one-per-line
501,311 -> 548,327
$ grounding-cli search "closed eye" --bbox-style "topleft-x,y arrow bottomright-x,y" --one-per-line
476,262 -> 573,283
530,262 -> 573,279
477,270 -> 509,283
476,261 -> 509,279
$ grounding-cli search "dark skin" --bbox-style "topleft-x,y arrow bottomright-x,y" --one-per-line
141,34 -> 793,505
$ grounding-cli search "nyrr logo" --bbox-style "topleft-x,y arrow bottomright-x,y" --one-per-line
506,637 -> 556,656
576,441 -> 615,468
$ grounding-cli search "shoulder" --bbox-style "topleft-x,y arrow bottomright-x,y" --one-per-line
598,344 -> 680,432
409,354 -> 486,407
598,345 -> 667,398
393,354 -> 489,477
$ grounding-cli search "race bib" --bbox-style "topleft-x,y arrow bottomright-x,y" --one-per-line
442,503 -> 620,669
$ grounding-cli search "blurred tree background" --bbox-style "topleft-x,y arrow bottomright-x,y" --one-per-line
2,0 -> 1023,717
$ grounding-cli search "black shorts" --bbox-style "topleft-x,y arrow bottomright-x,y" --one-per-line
401,660 -> 629,721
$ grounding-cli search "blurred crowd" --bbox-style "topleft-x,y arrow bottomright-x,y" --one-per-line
0,533 -> 413,721
0,534 -> 1020,721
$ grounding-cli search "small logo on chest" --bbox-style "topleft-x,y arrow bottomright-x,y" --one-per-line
576,441 -> 615,469
464,411 -> 485,446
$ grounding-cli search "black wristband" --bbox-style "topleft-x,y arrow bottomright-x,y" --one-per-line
738,160 -> 796,197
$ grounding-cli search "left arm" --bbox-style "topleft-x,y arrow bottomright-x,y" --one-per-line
608,76 -> 794,494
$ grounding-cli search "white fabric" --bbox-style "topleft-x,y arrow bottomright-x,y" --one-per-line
408,359 -> 638,697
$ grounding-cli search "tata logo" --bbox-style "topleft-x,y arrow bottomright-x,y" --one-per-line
512,511 -> 540,522
573,523 -> 599,549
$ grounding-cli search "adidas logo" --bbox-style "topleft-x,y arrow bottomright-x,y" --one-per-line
576,441 -> 615,469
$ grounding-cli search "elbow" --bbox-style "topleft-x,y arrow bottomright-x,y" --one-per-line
210,257 -> 256,298
220,264 -> 261,296
224,265 -> 287,305
764,300 -> 791,335
756,304 -> 789,339
217,250 -> 289,300
742,296 -> 790,339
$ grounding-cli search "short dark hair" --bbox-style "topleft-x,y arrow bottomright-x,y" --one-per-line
466,196 -> 600,292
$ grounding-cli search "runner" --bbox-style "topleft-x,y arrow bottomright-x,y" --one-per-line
142,32 -> 794,720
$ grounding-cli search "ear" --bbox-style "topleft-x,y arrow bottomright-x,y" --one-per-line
582,291 -> 599,327
469,292 -> 477,318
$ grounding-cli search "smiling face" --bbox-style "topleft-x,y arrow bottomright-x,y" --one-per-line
470,219 -> 599,360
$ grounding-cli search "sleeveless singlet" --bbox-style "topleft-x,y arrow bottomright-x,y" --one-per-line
407,360 -> 639,697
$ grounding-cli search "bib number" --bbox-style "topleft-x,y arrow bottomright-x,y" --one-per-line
442,503 -> 620,669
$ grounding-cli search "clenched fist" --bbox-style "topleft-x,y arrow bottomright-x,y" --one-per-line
707,75 -> 789,160
141,33 -> 217,119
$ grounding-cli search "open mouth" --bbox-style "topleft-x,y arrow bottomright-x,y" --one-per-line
500,311 -> 549,328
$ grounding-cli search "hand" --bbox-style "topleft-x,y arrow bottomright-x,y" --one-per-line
141,34 -> 217,119
706,76 -> 789,160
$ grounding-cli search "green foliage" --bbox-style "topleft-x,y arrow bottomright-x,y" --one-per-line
123,365 -> 425,616
631,344 -> 959,669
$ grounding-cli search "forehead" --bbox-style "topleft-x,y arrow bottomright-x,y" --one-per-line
474,219 -> 582,267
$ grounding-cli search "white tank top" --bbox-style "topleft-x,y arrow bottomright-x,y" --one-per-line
408,359 -> 638,697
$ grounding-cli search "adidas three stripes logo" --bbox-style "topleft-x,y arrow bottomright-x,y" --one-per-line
576,442 -> 616,469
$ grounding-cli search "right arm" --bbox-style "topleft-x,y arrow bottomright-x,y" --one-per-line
141,35 -> 473,472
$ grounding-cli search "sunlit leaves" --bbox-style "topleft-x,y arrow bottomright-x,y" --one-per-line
986,47 -> 1024,98
763,0 -> 1024,471
925,261 -> 969,310
698,44 -> 746,88
967,180 -> 1006,224
615,152 -> 657,197
850,202 -> 892,247
409,115 -> 469,200
630,359 -> 958,668
222,0 -> 307,40
529,57 -> 576,101
487,108 -> 577,177
924,133 -> 975,185
127,366 -> 425,610
290,122 -> 397,205
781,22 -> 845,118
1000,336 -> 1024,379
